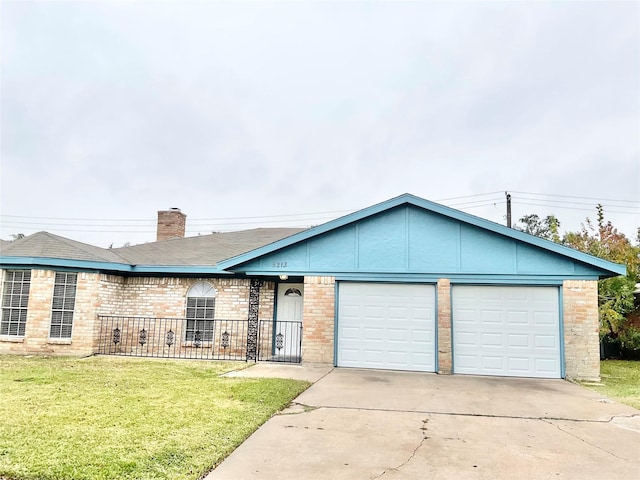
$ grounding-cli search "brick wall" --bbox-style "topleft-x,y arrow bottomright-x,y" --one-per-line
302,276 -> 335,363
97,274 -> 125,316
563,279 -> 600,381
98,276 -> 276,356
1,270 -> 276,357
0,269 -> 101,356
115,277 -> 261,319
437,278 -> 452,374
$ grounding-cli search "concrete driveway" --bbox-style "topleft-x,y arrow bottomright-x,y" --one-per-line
208,365 -> 640,480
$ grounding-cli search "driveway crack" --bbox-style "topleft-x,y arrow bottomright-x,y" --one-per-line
278,402 -> 319,415
370,417 -> 430,479
313,404 -> 633,424
542,419 -> 632,461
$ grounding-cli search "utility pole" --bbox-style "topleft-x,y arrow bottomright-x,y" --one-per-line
505,191 -> 512,228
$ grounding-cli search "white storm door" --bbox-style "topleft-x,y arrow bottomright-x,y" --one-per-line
452,285 -> 561,378
338,283 -> 436,372
275,284 -> 304,356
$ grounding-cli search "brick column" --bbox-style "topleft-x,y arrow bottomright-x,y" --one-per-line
302,276 -> 335,364
437,278 -> 452,374
23,269 -> 55,353
563,280 -> 600,381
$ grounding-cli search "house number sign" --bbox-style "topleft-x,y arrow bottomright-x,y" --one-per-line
272,261 -> 288,268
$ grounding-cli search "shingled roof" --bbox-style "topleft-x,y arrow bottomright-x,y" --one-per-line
0,228 -> 307,269
112,228 -> 306,266
1,232 -> 130,264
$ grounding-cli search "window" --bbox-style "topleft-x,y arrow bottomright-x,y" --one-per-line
1,270 -> 31,336
50,272 -> 77,339
185,282 -> 216,342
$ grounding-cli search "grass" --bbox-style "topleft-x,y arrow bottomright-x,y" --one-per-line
0,356 -> 310,480
581,360 -> 640,410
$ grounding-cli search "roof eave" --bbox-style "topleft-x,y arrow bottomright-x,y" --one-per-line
0,256 -> 134,273
217,193 -> 627,278
129,265 -> 226,274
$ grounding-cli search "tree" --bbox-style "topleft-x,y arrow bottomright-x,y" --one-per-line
517,214 -> 562,243
562,205 -> 640,341
522,204 -> 640,350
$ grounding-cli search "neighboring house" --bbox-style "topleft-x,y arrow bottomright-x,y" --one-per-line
0,194 -> 625,381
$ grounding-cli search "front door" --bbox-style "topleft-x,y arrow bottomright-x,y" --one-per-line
275,283 -> 304,358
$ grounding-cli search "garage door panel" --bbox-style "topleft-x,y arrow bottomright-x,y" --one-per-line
456,331 -> 478,346
340,348 -> 359,361
506,311 -> 528,325
535,358 -> 559,373
456,354 -> 478,368
338,283 -> 436,372
341,326 -> 360,340
388,328 -> 408,341
453,286 -> 561,378
481,332 -> 503,347
507,333 -> 530,348
387,351 -> 408,363
535,335 -> 556,348
363,327 -> 384,340
411,329 -> 432,342
388,306 -> 408,318
455,309 -> 476,322
508,357 -> 530,372
481,310 -> 503,323
534,312 -> 555,326
482,356 -> 505,371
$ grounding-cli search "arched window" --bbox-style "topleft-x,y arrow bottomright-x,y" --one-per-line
185,282 -> 216,342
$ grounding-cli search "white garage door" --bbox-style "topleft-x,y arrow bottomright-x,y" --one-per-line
337,283 -> 436,372
452,286 -> 561,378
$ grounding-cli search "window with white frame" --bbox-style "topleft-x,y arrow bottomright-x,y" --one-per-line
1,270 -> 31,336
185,282 -> 216,342
50,272 -> 77,339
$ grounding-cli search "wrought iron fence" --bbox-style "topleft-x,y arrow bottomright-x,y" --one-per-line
258,320 -> 303,363
97,315 -> 249,361
97,315 -> 302,363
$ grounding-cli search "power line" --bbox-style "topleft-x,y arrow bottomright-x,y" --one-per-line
436,191 -> 504,201
515,201 -> 639,215
509,198 -> 639,209
510,190 -> 640,205
1,191 -> 637,234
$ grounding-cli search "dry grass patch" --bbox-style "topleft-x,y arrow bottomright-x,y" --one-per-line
581,360 -> 640,410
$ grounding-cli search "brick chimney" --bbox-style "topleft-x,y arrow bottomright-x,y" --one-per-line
157,208 -> 187,241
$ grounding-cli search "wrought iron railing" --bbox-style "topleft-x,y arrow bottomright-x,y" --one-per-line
97,316 -> 249,361
97,315 -> 302,363
258,320 -> 303,363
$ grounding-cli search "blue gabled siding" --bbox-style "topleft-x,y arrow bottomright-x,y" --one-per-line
232,204 -> 615,279
308,226 -> 357,270
460,224 -> 517,273
358,208 -> 407,270
407,207 -> 460,271
515,243 -> 576,274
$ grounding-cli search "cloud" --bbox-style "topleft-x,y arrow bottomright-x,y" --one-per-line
1,1 -> 638,246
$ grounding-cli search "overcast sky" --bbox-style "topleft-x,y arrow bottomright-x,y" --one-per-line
1,0 -> 639,248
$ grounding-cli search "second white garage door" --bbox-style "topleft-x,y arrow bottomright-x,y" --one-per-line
337,282 -> 436,372
452,285 -> 561,378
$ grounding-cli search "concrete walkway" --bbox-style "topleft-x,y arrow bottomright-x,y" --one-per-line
208,366 -> 640,480
222,362 -> 333,383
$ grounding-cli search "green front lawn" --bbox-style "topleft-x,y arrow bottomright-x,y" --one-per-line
0,356 -> 310,480
582,360 -> 640,410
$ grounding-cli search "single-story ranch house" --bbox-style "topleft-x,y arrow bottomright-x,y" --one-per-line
0,194 -> 626,381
